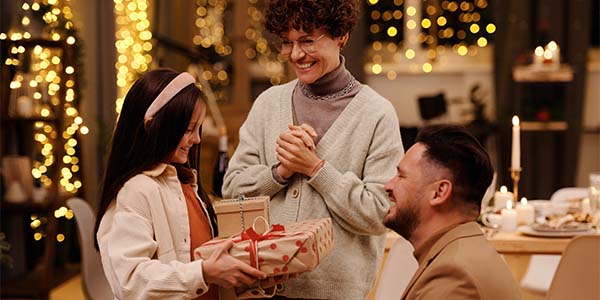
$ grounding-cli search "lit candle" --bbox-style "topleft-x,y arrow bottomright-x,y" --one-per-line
493,186 -> 514,211
501,200 -> 518,232
516,197 -> 535,225
511,116 -> 521,171
547,41 -> 560,66
533,46 -> 544,66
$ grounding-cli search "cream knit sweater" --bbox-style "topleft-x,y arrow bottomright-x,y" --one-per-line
223,79 -> 404,299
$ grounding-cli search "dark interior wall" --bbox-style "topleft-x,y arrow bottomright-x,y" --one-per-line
494,0 -> 592,199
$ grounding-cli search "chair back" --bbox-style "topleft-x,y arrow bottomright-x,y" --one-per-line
374,237 -> 418,300
546,235 -> 600,300
549,187 -> 588,202
67,197 -> 114,300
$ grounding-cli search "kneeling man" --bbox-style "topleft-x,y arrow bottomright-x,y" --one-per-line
384,125 -> 521,300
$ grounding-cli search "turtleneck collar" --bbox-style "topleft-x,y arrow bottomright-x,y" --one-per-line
302,55 -> 354,96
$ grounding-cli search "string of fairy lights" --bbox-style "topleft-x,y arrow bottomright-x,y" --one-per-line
245,0 -> 287,85
113,0 -> 152,114
366,0 -> 496,75
1,0 -> 88,243
193,0 -> 232,102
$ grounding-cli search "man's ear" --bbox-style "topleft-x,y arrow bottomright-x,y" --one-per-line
430,179 -> 452,207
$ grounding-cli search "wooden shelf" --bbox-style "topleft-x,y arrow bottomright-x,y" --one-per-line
521,121 -> 568,131
513,64 -> 574,82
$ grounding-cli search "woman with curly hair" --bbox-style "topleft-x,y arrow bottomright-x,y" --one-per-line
223,1 -> 404,299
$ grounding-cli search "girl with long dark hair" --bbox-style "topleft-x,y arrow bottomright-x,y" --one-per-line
95,69 -> 265,300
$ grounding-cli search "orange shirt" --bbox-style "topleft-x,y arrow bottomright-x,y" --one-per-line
181,183 -> 218,300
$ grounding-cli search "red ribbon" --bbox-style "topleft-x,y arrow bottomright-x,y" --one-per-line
240,224 -> 288,269
201,223 -> 307,270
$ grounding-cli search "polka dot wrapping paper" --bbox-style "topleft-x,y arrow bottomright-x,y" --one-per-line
194,218 -> 334,276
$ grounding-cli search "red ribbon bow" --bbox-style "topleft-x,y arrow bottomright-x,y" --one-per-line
241,224 -> 290,269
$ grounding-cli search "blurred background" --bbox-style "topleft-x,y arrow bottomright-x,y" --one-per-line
0,0 -> 598,299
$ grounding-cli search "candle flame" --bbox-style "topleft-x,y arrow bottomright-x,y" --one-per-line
535,46 -> 544,56
543,49 -> 553,60
547,41 -> 558,51
500,186 -> 508,193
520,197 -> 527,205
512,116 -> 519,126
507,199 -> 513,210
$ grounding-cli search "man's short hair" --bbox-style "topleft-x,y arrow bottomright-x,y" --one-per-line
415,125 -> 493,211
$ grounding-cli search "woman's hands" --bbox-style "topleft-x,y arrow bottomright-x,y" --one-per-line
276,124 -> 323,178
202,239 -> 267,288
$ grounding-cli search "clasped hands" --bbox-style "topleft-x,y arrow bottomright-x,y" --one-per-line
276,124 -> 323,179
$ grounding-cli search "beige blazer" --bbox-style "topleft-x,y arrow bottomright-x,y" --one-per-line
400,222 -> 522,300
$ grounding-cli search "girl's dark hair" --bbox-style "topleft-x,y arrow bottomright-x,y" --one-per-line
264,0 -> 360,38
94,68 -> 217,249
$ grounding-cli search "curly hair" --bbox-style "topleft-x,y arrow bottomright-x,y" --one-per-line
264,0 -> 360,38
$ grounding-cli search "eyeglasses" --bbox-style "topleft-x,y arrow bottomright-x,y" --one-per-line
273,34 -> 326,55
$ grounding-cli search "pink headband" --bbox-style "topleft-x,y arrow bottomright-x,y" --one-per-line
144,72 -> 196,120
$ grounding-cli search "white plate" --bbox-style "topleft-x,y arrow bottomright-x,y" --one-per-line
518,225 -> 596,238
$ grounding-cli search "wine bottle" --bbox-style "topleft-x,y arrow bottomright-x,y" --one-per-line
212,128 -> 229,198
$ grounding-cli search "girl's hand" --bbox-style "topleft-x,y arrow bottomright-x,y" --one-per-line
202,240 -> 267,288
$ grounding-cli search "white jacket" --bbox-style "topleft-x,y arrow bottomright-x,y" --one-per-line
97,163 -> 214,300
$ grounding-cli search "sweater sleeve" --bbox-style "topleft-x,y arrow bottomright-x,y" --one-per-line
308,101 -> 403,235
222,89 -> 287,198
98,183 -> 209,300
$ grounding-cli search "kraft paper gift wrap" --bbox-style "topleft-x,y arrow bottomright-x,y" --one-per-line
194,218 -> 334,276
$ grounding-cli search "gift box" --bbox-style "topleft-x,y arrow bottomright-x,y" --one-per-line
194,218 -> 334,276
214,195 -> 270,238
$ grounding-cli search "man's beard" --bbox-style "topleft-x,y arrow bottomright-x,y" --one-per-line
384,203 -> 420,240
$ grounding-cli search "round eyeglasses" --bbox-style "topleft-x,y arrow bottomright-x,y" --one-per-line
273,34 -> 326,55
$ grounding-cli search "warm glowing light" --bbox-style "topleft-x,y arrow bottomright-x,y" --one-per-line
535,46 -> 544,56
405,49 -> 416,59
421,19 -> 431,29
457,45 -> 468,56
543,49 -> 553,60
422,63 -> 433,73
437,16 -> 447,26
520,197 -> 528,206
406,6 -> 416,16
547,41 -> 558,51
486,23 -> 496,33
371,64 -> 382,74
477,37 -> 488,47
387,27 -> 398,37
512,115 -> 520,127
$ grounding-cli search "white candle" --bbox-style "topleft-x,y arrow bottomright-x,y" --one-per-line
547,41 -> 560,65
511,116 -> 521,171
581,198 -> 591,215
494,186 -> 514,211
533,46 -> 544,66
501,200 -> 518,232
516,197 -> 535,225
